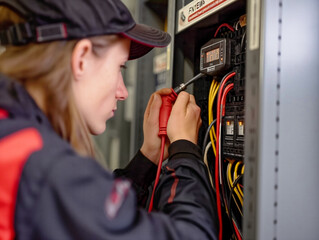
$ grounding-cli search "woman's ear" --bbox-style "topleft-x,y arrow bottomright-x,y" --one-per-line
71,39 -> 93,81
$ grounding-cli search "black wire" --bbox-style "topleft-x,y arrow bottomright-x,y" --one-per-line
202,118 -> 217,156
240,30 -> 246,51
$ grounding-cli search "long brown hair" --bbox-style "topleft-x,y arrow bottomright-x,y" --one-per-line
0,6 -> 117,158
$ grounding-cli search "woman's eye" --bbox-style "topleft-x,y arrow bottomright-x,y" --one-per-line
120,65 -> 127,70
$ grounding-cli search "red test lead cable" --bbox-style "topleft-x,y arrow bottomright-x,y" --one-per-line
148,91 -> 177,212
215,72 -> 236,240
148,135 -> 166,212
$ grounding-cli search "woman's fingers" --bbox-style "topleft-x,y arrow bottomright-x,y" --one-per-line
167,91 -> 202,144
144,88 -> 171,120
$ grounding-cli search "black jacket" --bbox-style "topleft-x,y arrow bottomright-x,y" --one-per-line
0,74 -> 218,240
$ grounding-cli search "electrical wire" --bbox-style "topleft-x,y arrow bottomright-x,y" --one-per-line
227,162 -> 243,216
208,80 -> 220,156
214,23 -> 235,37
234,20 -> 240,30
221,83 -> 234,116
240,30 -> 246,50
203,141 -> 215,190
225,161 -> 243,240
234,161 -> 244,198
202,118 -> 217,156
228,174 -> 244,240
219,83 -> 234,183
214,71 -> 236,240
148,135 -> 166,212
222,161 -> 236,240
233,219 -> 242,240
227,161 -> 244,240
218,83 -> 235,229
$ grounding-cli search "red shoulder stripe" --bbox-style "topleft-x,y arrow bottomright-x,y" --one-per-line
166,166 -> 179,204
0,128 -> 43,240
0,109 -> 9,120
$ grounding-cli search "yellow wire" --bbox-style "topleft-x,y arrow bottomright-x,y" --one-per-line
212,83 -> 219,140
208,81 -> 216,129
208,80 -> 220,156
208,81 -> 215,154
238,164 -> 245,197
225,163 -> 231,216
232,163 -> 243,206
234,161 -> 244,198
227,161 -> 243,216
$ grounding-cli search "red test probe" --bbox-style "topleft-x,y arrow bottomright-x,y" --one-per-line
148,73 -> 204,212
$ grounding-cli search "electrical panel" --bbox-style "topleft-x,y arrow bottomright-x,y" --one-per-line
204,17 -> 246,238
167,0 -> 319,239
194,15 -> 246,240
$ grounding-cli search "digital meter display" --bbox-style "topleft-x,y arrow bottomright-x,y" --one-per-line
206,48 -> 220,63
200,38 -> 232,75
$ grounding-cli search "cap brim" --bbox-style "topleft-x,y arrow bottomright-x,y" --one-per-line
122,24 -> 171,60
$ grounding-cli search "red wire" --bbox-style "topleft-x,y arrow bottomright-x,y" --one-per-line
148,135 -> 166,212
233,220 -> 242,240
221,83 -> 234,116
215,72 -> 236,240
220,83 -> 234,208
214,23 -> 235,37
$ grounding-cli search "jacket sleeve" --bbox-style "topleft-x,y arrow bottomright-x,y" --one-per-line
154,140 -> 218,239
113,150 -> 157,208
16,142 -> 218,240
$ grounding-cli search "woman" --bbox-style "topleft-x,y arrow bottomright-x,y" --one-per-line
0,0 -> 218,239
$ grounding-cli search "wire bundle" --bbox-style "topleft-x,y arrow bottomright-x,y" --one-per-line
226,160 -> 244,239
203,71 -> 245,240
202,79 -> 219,189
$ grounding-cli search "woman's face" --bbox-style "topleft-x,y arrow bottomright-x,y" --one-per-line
72,37 -> 130,135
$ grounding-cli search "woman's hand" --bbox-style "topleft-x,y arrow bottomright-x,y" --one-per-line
167,92 -> 202,144
140,88 -> 171,165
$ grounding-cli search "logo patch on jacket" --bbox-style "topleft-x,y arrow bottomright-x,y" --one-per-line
105,179 -> 131,219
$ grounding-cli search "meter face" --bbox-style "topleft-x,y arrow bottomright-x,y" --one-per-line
200,39 -> 228,75
205,48 -> 220,63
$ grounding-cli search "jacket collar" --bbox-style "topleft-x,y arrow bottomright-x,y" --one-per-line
0,73 -> 51,127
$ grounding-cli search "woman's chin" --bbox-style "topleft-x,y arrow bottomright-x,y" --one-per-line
90,124 -> 106,136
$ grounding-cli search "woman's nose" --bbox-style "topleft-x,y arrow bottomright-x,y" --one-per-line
116,74 -> 128,100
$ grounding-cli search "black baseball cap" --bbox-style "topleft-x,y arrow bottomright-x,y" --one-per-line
0,0 -> 171,60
